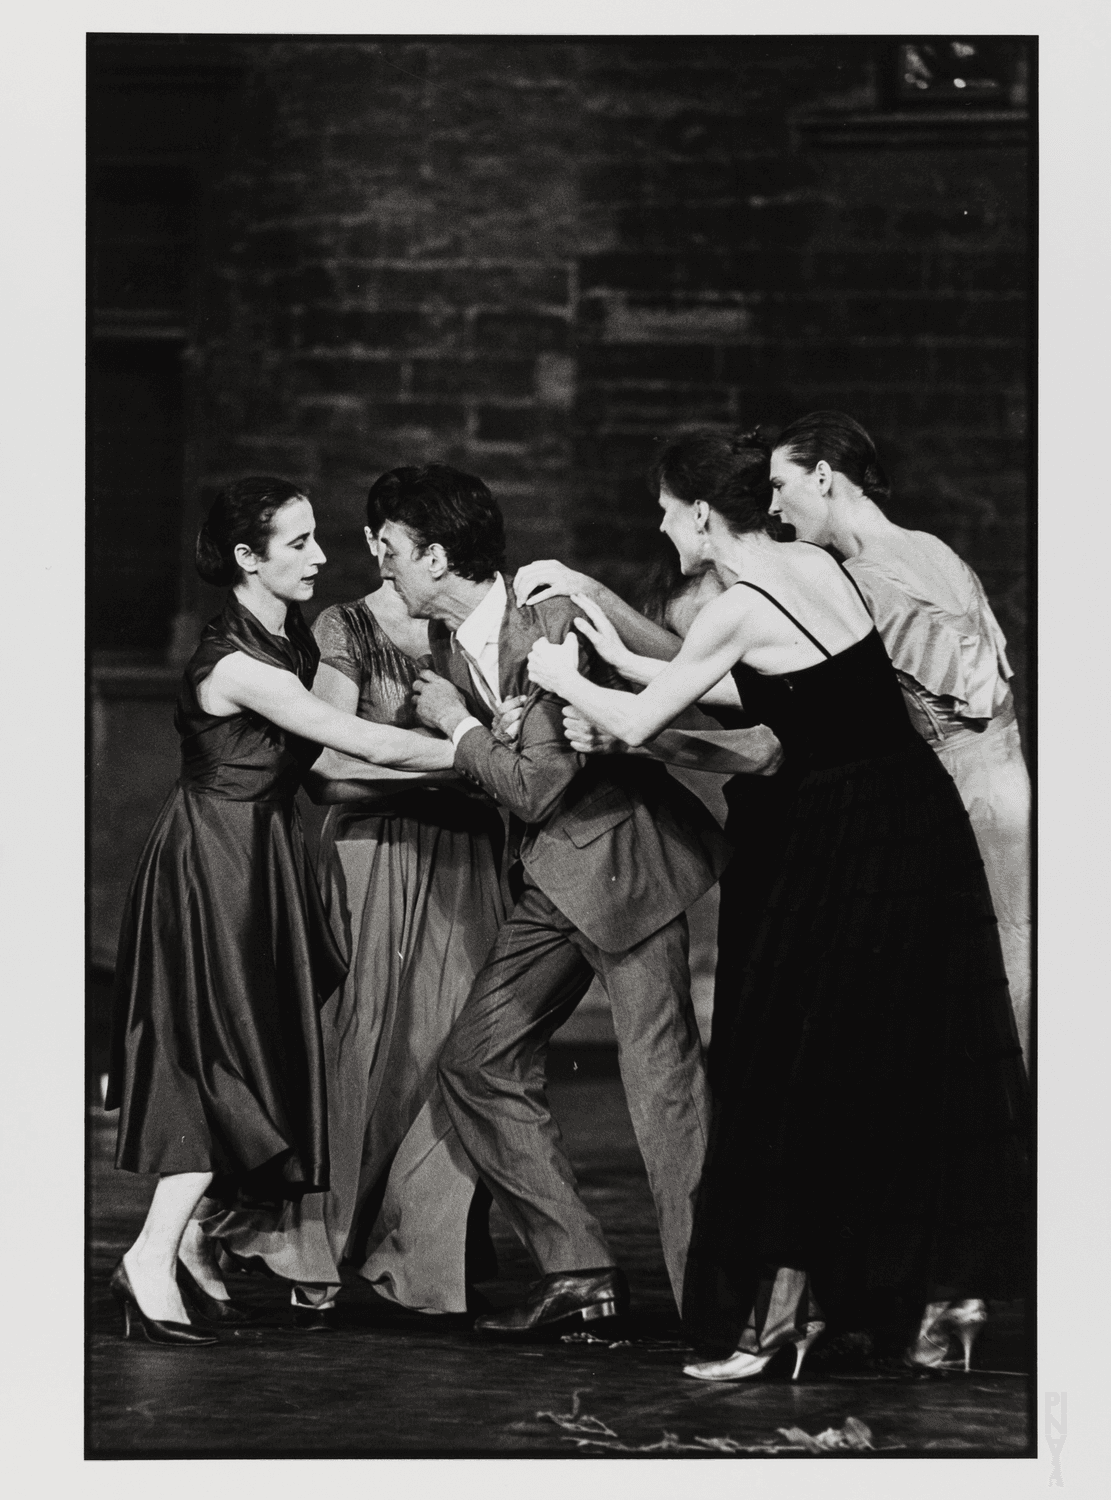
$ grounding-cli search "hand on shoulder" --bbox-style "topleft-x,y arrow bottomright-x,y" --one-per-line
520,590 -> 581,642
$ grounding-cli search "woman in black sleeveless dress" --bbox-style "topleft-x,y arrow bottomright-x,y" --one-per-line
527,429 -> 1029,1381
105,478 -> 458,1346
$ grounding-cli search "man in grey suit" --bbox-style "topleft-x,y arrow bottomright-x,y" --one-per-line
370,461 -> 774,1336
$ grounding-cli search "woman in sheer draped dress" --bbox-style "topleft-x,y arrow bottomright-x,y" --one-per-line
525,428 -> 1029,1382
106,479 -> 461,1346
198,509 -> 515,1321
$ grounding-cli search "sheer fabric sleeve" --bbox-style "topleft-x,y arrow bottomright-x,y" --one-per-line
312,604 -> 362,686
845,556 -> 1011,721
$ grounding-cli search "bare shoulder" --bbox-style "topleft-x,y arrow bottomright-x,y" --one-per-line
697,582 -> 758,626
791,540 -> 849,579
209,648 -> 294,690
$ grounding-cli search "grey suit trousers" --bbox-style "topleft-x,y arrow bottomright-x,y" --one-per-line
437,873 -> 711,1306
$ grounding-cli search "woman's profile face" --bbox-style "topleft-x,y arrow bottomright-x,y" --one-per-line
768,449 -> 831,544
657,483 -> 708,576
248,497 -> 326,602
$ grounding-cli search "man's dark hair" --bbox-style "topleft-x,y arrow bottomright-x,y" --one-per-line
366,463 -> 506,582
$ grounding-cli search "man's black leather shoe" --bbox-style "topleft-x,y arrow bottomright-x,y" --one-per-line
473,1267 -> 629,1338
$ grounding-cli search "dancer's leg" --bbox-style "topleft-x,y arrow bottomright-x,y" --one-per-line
588,914 -> 710,1305
437,880 -> 614,1274
124,1170 -> 213,1322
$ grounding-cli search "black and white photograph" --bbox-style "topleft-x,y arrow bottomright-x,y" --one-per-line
3,3 -> 1108,1487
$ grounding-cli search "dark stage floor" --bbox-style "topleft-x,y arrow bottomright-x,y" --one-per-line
88,1052 -> 1032,1459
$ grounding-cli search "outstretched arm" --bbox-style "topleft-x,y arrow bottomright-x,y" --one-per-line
567,593 -> 741,707
301,660 -> 463,802
528,589 -> 748,747
202,651 -> 457,771
561,702 -> 782,776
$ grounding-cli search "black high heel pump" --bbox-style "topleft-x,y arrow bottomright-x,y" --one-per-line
176,1260 -> 253,1324
109,1259 -> 219,1347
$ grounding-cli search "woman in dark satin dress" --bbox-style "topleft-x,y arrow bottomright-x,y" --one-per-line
527,429 -> 1029,1383
106,478 -> 457,1346
201,512 -> 514,1321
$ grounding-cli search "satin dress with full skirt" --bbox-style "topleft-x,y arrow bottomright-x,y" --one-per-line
682,600 -> 1030,1359
201,598 -> 507,1311
106,595 -> 348,1204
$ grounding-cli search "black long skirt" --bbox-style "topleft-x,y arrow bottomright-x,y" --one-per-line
106,785 -> 348,1203
683,739 -> 1030,1356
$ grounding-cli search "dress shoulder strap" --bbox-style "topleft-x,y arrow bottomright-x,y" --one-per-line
734,581 -> 832,658
797,540 -> 876,618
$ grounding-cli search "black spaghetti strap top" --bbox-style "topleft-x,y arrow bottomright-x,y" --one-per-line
730,578 -> 919,773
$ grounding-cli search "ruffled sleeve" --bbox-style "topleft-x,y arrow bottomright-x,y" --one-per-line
846,543 -> 1012,722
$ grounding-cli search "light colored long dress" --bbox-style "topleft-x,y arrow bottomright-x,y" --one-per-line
201,599 -> 507,1311
844,531 -> 1031,1065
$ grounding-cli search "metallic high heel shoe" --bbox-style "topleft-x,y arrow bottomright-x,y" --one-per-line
905,1299 -> 987,1372
175,1259 -> 253,1324
683,1320 -> 825,1382
108,1259 -> 219,1347
942,1299 -> 988,1371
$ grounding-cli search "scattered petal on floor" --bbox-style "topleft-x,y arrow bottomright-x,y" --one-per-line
558,1332 -> 684,1351
776,1417 -> 874,1452
536,1389 -> 618,1437
551,1411 -> 885,1455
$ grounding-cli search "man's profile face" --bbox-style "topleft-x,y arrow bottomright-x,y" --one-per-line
377,519 -> 439,618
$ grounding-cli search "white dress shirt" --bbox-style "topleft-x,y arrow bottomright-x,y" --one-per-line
450,573 -> 506,748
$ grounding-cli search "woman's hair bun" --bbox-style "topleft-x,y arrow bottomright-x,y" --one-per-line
195,518 -> 239,587
733,425 -> 768,453
861,460 -> 891,503
648,424 -> 774,537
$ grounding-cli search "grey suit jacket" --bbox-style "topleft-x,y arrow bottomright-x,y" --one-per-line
429,580 -> 731,953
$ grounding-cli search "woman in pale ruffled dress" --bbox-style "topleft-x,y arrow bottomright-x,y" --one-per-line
768,411 -> 1031,1068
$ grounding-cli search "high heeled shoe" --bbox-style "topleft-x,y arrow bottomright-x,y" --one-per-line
905,1299 -> 987,1372
175,1259 -> 253,1324
683,1320 -> 825,1382
108,1259 -> 219,1347
291,1286 -> 339,1332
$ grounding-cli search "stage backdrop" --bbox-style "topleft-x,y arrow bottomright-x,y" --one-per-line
88,36 -> 1033,1031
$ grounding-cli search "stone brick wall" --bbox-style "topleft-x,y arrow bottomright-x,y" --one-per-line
89,35 -> 1033,969
162,34 -> 1030,724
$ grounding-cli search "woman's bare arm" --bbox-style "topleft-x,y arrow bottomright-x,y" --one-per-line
305,661 -> 454,784
201,652 -> 456,771
527,589 -> 751,747
297,661 -> 458,801
568,593 -> 742,707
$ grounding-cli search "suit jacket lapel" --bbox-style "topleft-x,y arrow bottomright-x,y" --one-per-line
498,581 -> 546,711
429,613 -> 496,724
498,578 -> 524,700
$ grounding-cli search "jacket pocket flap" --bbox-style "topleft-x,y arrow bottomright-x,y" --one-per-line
563,789 -> 634,848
